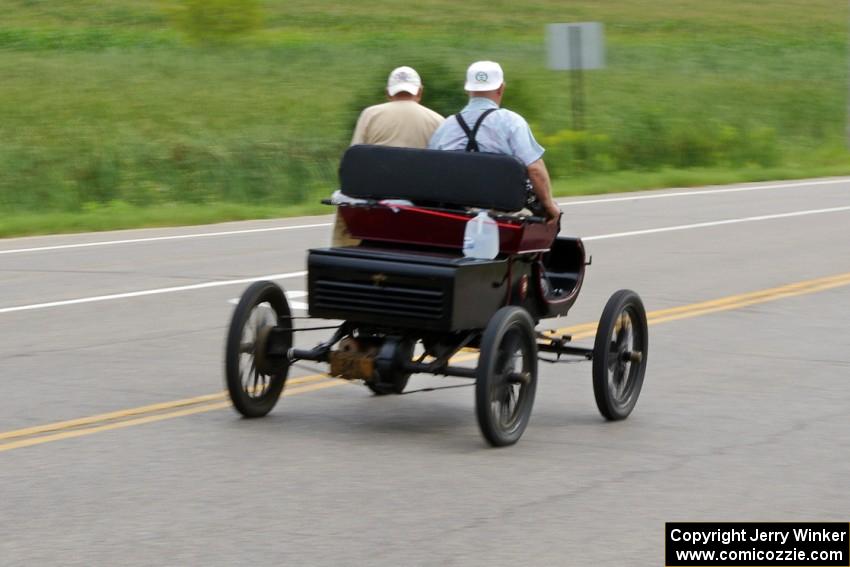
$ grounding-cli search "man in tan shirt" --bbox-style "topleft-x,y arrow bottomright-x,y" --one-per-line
351,66 -> 444,148
334,66 -> 444,245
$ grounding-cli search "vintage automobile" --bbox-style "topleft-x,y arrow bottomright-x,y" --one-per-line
224,145 -> 648,447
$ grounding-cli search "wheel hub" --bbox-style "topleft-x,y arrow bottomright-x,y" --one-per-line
253,325 -> 273,375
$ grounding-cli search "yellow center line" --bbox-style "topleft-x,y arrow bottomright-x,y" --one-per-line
0,380 -> 344,453
1,270 -> 849,453
0,372 -> 330,443
544,271 -> 850,339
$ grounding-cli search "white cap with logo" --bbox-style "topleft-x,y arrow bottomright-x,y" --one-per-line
464,60 -> 504,92
387,66 -> 422,96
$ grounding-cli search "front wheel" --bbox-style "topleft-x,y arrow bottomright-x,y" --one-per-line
592,289 -> 648,420
225,281 -> 292,417
475,306 -> 538,447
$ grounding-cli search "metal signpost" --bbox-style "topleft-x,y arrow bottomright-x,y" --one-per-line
547,22 -> 605,131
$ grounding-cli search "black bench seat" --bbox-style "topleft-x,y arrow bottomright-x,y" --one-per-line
339,145 -> 529,213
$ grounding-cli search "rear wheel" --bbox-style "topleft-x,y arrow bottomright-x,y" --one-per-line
225,281 -> 292,417
475,307 -> 538,447
592,290 -> 648,420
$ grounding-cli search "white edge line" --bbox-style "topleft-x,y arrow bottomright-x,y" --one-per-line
0,223 -> 332,256
557,178 -> 848,207
2,204 -> 849,316
583,205 -> 850,241
2,177 -> 847,256
0,271 -> 307,315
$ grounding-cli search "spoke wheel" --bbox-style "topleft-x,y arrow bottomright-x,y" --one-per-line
476,306 -> 538,447
225,281 -> 292,418
592,290 -> 648,420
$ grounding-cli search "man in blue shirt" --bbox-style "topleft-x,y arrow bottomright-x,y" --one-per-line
428,60 -> 561,224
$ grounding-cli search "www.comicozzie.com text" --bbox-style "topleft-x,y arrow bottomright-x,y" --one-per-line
670,527 -> 848,546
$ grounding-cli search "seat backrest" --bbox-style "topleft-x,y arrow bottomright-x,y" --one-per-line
339,145 -> 528,212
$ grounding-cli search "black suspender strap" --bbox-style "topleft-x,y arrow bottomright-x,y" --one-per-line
454,108 -> 498,152
454,114 -> 476,150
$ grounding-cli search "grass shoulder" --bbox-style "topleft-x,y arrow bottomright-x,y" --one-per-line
553,164 -> 850,197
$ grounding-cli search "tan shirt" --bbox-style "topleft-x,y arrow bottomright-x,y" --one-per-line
351,100 -> 444,148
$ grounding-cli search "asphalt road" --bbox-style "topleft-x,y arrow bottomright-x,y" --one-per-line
1,178 -> 849,566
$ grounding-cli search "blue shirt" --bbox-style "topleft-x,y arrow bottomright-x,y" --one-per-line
427,97 -> 544,166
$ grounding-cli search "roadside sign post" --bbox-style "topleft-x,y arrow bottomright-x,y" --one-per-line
547,22 -> 605,131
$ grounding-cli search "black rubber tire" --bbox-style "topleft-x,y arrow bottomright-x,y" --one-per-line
592,289 -> 648,421
475,306 -> 538,447
225,281 -> 292,418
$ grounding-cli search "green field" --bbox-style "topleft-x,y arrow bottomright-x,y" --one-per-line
0,0 -> 847,235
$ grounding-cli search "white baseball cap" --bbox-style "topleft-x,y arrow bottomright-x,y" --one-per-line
387,66 -> 422,96
464,60 -> 504,92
